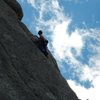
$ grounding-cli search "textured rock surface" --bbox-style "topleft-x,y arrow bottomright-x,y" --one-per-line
3,0 -> 23,20
0,0 -> 79,100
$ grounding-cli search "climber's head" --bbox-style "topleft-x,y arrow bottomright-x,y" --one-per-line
38,30 -> 43,35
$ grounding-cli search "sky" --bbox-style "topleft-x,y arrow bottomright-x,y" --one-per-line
17,0 -> 100,100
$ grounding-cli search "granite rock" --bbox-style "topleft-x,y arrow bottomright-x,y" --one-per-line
0,0 -> 79,100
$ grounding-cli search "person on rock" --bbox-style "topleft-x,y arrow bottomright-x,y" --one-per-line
38,30 -> 48,57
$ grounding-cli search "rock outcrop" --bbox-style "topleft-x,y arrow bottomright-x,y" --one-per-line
0,0 -> 79,100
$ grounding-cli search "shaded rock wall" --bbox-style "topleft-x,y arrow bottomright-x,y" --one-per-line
0,0 -> 79,100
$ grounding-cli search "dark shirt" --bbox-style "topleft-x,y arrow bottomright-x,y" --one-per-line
39,35 -> 48,46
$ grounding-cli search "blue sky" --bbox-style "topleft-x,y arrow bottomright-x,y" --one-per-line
60,0 -> 100,28
17,0 -> 100,100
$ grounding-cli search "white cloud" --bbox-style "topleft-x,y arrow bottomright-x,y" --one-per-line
27,0 -> 35,7
82,44 -> 99,82
53,27 -> 100,82
52,21 -> 83,60
68,77 -> 100,100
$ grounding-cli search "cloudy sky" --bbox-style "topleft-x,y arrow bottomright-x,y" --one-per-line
17,0 -> 100,100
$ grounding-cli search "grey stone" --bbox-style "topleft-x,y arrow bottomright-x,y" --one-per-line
3,0 -> 23,20
0,0 -> 79,100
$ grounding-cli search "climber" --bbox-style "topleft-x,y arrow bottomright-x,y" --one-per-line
38,30 -> 48,57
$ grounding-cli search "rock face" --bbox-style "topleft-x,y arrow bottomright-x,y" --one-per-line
0,0 -> 79,100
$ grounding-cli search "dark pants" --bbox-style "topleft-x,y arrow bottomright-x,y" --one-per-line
38,43 -> 48,57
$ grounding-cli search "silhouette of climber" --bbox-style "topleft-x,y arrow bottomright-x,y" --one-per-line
38,30 -> 48,57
